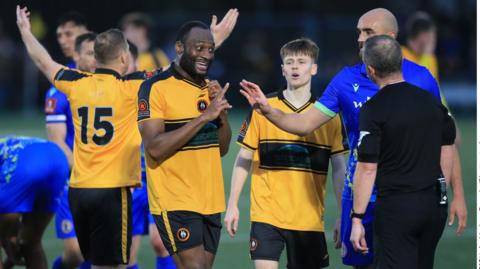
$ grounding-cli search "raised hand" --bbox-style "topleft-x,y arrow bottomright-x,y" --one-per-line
224,204 -> 240,237
202,82 -> 232,122
210,8 -> 239,48
16,5 -> 31,33
239,79 -> 272,115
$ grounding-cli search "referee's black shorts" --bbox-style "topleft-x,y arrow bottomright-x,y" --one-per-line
374,186 -> 447,269
69,187 -> 132,265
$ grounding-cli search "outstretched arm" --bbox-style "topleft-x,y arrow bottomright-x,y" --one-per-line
240,80 -> 331,136
16,6 -> 63,84
210,8 -> 239,49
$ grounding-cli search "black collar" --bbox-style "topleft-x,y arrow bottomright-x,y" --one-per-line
95,68 -> 121,79
170,64 -> 207,89
277,89 -> 317,113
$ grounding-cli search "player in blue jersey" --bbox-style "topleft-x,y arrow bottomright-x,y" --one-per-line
240,8 -> 466,269
0,137 -> 69,269
45,12 -> 92,269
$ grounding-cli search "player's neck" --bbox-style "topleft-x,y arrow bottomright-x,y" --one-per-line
173,62 -> 206,86
376,72 -> 405,89
283,82 -> 312,108
95,63 -> 124,76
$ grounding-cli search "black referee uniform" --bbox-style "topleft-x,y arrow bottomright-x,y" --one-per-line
357,81 -> 456,269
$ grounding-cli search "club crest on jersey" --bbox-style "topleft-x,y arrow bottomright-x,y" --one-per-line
250,238 -> 258,251
239,120 -> 248,138
177,228 -> 190,242
197,99 -> 208,112
138,99 -> 150,118
45,98 -> 57,114
61,219 -> 74,234
352,83 -> 360,92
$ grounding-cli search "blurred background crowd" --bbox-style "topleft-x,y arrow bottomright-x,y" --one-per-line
0,0 -> 476,116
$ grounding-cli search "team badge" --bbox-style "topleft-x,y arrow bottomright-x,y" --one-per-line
61,219 -> 73,234
239,120 -> 248,138
197,99 -> 208,112
177,228 -> 190,242
138,99 -> 150,118
45,98 -> 57,114
250,238 -> 258,251
352,83 -> 360,92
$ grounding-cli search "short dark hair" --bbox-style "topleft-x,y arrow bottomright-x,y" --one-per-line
58,11 -> 87,28
94,29 -> 128,65
119,12 -> 154,37
405,11 -> 436,40
127,40 -> 138,59
280,38 -> 319,63
75,32 -> 97,52
175,21 -> 209,44
362,35 -> 402,78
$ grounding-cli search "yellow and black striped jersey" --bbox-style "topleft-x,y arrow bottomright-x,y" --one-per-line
137,66 -> 225,215
53,68 -> 153,188
237,91 -> 349,231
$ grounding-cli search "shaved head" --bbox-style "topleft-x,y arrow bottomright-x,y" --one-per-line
360,8 -> 398,35
357,8 -> 399,55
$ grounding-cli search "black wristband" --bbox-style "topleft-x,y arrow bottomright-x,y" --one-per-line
350,210 -> 365,220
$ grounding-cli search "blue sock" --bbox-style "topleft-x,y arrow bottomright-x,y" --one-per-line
127,264 -> 139,269
79,261 -> 92,269
52,256 -> 65,269
157,256 -> 176,269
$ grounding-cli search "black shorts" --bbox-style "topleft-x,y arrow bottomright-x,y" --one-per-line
68,187 -> 132,265
153,211 -> 222,255
374,186 -> 447,269
250,222 -> 329,269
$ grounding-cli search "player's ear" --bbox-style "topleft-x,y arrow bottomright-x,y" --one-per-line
366,65 -> 376,78
175,41 -> 184,55
311,63 -> 318,76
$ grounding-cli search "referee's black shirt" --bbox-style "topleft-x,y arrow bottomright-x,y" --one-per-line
356,81 -> 456,197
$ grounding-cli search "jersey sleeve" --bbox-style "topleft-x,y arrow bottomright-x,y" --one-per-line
441,105 -> 456,145
44,87 -> 69,124
330,115 -> 349,155
357,104 -> 382,163
53,68 -> 89,97
315,70 -> 344,117
236,110 -> 260,151
137,79 -> 165,122
124,70 -> 159,100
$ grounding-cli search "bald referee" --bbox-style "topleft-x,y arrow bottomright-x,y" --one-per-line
350,35 -> 456,269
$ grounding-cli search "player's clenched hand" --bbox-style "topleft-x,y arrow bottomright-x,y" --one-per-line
350,220 -> 368,255
224,205 -> 240,237
16,5 -> 31,33
201,83 -> 232,122
210,8 -> 239,49
239,80 -> 272,115
449,195 -> 467,235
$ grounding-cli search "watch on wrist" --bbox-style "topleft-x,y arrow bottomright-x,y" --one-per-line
350,210 -> 365,220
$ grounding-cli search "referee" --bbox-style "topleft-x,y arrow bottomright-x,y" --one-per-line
350,35 -> 456,269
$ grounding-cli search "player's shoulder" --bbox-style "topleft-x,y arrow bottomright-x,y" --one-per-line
138,68 -> 176,95
402,58 -> 432,77
54,68 -> 91,82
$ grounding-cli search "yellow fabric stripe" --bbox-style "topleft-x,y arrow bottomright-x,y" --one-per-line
121,188 -> 128,263
162,211 -> 177,253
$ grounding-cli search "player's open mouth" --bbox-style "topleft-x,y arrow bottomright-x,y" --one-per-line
292,73 -> 300,79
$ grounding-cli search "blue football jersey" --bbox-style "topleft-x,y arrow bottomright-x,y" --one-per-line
44,62 -> 75,150
315,59 -> 441,201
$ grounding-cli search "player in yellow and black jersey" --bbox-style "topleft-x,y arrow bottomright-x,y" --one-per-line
138,21 -> 232,269
17,7 -> 155,265
17,6 -> 238,266
225,38 -> 348,269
